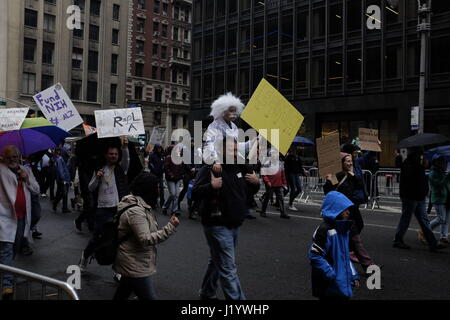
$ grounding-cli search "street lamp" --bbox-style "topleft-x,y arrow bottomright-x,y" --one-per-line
417,0 -> 431,134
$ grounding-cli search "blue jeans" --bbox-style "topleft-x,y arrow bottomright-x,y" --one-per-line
430,204 -> 450,240
163,180 -> 181,213
395,199 -> 437,248
113,276 -> 157,300
200,225 -> 245,300
288,173 -> 302,205
84,207 -> 117,258
0,219 -> 26,290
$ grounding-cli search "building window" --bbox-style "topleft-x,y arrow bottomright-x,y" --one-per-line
161,46 -> 167,59
173,47 -> 179,58
74,0 -> 85,11
183,50 -> 189,59
89,25 -> 100,41
183,115 -> 187,127
111,54 -> 118,74
87,81 -> 98,102
22,73 -> 36,94
184,30 -> 189,42
154,0 -> 160,14
312,7 -> 325,38
25,9 -> 38,28
160,67 -> 166,81
194,0 -> 202,24
72,48 -> 83,69
183,72 -> 188,85
88,51 -> 99,72
366,46 -> 381,81
173,27 -> 179,41
42,42 -> 54,65
41,75 -> 54,90
90,0 -> 101,16
328,54 -> 343,86
162,24 -> 167,37
136,40 -> 145,55
44,14 -> 56,32
172,69 -> 178,83
174,6 -> 180,20
347,50 -> 362,83
152,66 -> 158,79
154,111 -> 161,125
24,38 -> 37,62
385,45 -> 402,79
71,80 -> 82,100
112,29 -> 119,45
171,114 -> 177,128
135,63 -> 144,77
45,0 -> 56,5
431,36 -> 450,74
113,4 -> 120,20
163,3 -> 168,16
171,91 -> 177,100
73,22 -> 84,38
137,18 -> 145,33
110,84 -> 117,104
329,4 -> 343,36
153,21 -> 159,33
137,0 -> 145,10
347,0 -> 362,32
152,43 -> 158,56
312,56 -> 325,87
155,88 -> 162,102
182,93 -> 187,101
134,86 -> 143,100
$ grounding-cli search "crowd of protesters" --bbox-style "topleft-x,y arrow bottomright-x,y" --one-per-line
0,93 -> 449,301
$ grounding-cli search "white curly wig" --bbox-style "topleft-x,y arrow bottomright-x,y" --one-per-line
209,92 -> 245,120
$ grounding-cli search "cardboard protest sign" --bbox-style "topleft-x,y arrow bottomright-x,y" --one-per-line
240,78 -> 304,156
33,83 -> 83,131
145,127 -> 166,153
95,107 -> 145,138
316,133 -> 341,185
359,128 -> 381,152
82,123 -> 97,136
0,108 -> 29,132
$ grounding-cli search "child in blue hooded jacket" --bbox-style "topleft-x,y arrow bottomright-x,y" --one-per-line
308,191 -> 360,300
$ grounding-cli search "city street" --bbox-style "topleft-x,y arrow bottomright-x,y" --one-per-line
11,189 -> 450,300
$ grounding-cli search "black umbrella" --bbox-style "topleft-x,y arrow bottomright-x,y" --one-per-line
397,133 -> 450,149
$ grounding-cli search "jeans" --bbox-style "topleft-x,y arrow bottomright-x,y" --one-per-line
288,174 -> 302,205
0,219 -> 26,290
394,199 -> 437,248
113,276 -> 157,300
430,204 -> 450,239
261,187 -> 285,215
200,225 -> 245,300
83,207 -> 117,259
163,180 -> 182,213
54,180 -> 69,211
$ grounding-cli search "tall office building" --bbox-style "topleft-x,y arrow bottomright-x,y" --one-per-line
191,0 -> 450,166
127,0 -> 192,143
0,0 -> 130,132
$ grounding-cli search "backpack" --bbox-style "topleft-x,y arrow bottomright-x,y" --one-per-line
94,204 -> 138,266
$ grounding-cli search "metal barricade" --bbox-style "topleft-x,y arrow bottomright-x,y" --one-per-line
370,169 -> 401,210
0,264 -> 79,300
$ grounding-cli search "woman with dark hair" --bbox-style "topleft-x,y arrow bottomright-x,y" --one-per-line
113,172 -> 179,300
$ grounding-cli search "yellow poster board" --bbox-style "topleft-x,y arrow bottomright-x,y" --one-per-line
240,78 -> 304,155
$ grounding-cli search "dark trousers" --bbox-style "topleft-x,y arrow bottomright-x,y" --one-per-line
76,169 -> 94,230
83,207 -> 117,258
157,176 -> 165,207
349,233 -> 374,269
287,173 -> 302,205
113,276 -> 157,300
53,180 -> 69,211
42,167 -> 56,199
261,187 -> 285,215
178,174 -> 192,208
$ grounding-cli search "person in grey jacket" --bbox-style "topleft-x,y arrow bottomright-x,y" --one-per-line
113,173 -> 179,300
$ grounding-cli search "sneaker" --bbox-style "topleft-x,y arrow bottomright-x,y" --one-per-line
78,252 -> 88,272
74,219 -> 82,233
393,241 -> 411,249
21,246 -> 33,256
113,273 -> 122,283
32,230 -> 42,239
40,193 -> 47,198
288,205 -> 298,211
417,230 -> 427,245
1,288 -> 13,300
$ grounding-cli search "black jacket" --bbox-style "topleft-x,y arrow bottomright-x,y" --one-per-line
285,154 -> 304,175
193,164 -> 260,228
400,155 -> 429,201
92,165 -> 130,209
148,150 -> 164,177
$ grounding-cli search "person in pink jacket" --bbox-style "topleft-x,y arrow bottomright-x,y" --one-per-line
259,155 -> 290,219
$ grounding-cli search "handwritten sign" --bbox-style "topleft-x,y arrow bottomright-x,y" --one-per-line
146,127 -> 166,152
359,128 -> 381,152
240,78 -> 304,156
316,133 -> 341,185
33,83 -> 83,131
0,108 -> 29,132
95,107 -> 145,138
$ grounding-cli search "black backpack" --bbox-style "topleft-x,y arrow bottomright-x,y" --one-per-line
94,204 -> 138,266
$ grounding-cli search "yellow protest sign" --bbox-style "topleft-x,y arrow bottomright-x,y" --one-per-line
240,78 -> 304,155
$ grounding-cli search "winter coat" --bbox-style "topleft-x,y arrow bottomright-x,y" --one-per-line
0,163 -> 40,243
148,146 -> 164,177
285,154 -> 305,175
55,156 -> 71,183
164,156 -> 184,182
308,191 -> 359,298
113,195 -> 177,278
262,167 -> 287,187
192,164 -> 260,228
400,155 -> 429,201
429,166 -> 450,204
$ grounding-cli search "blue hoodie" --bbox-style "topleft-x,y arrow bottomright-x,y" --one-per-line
308,191 -> 359,298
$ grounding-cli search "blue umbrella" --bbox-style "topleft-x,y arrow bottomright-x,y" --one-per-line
425,145 -> 450,162
293,136 -> 315,146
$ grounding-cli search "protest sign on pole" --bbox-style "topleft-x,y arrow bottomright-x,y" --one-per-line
240,78 -> 304,156
0,108 -> 29,132
359,128 -> 382,152
316,133 -> 341,185
146,127 -> 166,152
95,107 -> 145,138
33,83 -> 83,131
